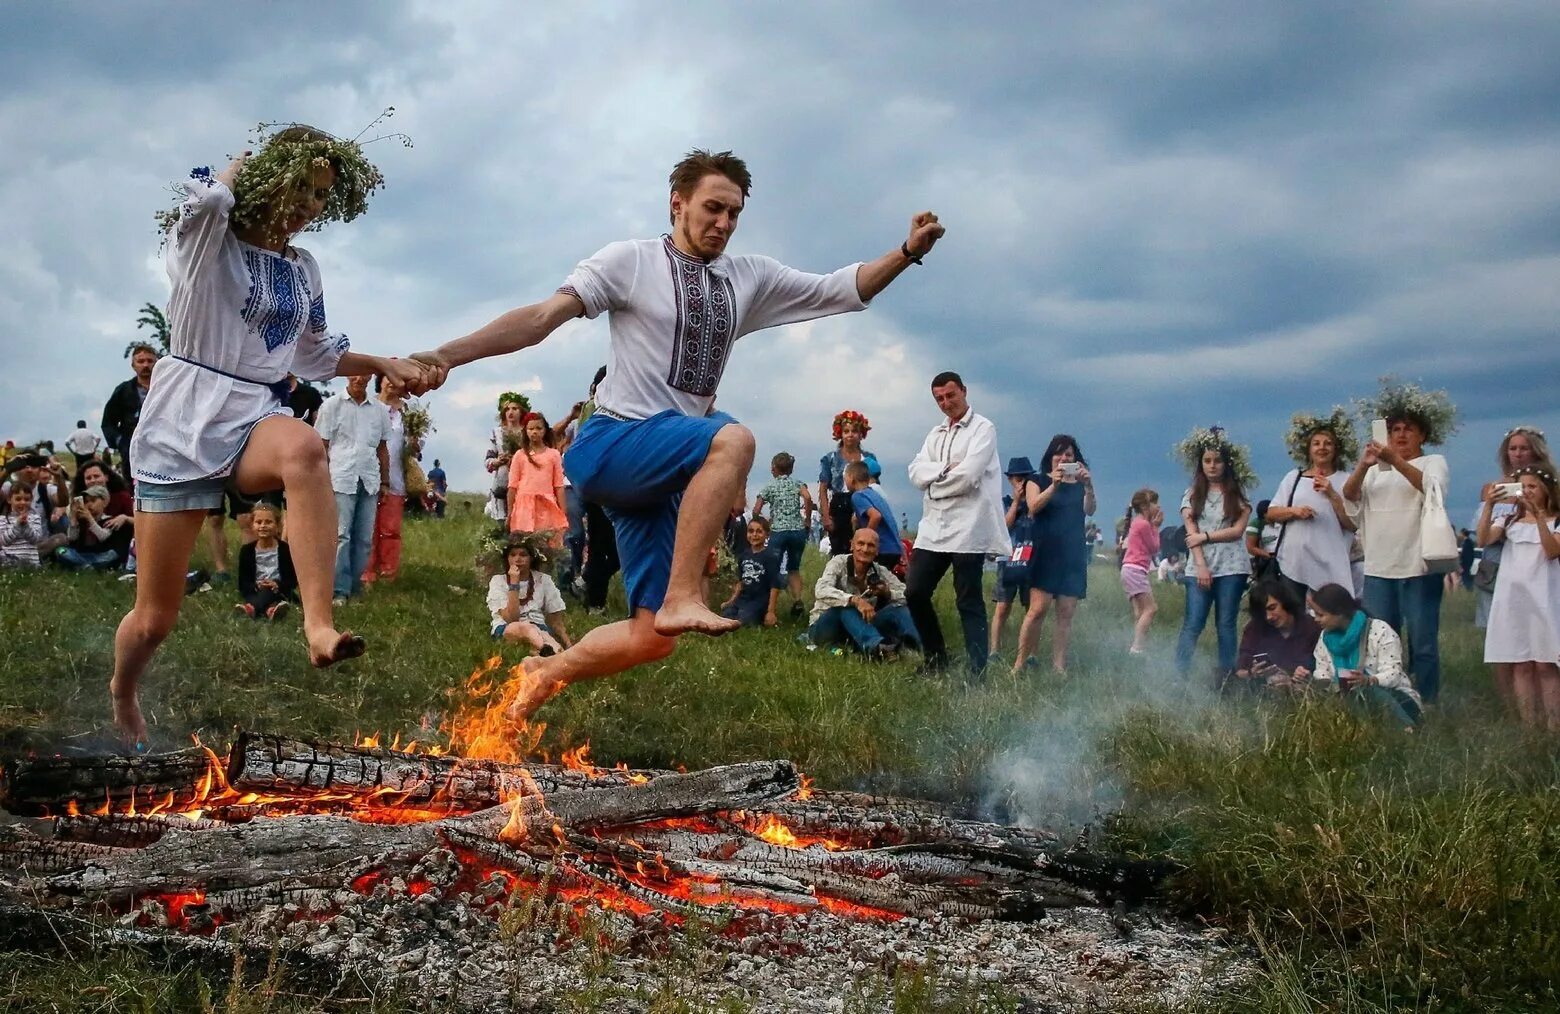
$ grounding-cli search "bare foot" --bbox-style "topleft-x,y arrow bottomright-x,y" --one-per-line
505,658 -> 561,723
308,628 -> 368,668
653,598 -> 741,637
109,682 -> 148,749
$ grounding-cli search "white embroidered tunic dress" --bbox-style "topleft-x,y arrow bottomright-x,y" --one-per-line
560,236 -> 867,420
131,171 -> 349,485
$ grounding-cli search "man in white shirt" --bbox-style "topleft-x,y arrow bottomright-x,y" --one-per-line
906,372 -> 1009,674
1342,414 -> 1451,702
315,374 -> 390,603
414,149 -> 944,719
65,420 -> 102,468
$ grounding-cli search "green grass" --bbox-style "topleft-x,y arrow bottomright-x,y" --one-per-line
3,499 -> 1559,1012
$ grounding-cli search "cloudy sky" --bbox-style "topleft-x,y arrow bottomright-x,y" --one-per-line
3,1 -> 1557,525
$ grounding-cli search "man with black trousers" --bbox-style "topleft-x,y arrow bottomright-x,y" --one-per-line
101,344 -> 158,479
905,372 -> 1009,674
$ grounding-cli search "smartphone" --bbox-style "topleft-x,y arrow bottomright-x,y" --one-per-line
1372,418 -> 1390,471
1495,482 -> 1524,500
1060,462 -> 1081,479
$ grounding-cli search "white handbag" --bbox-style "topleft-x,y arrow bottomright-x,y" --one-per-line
1420,478 -> 1459,574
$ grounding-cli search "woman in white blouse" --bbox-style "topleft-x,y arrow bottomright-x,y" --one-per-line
1267,413 -> 1358,598
1304,583 -> 1422,730
111,130 -> 426,748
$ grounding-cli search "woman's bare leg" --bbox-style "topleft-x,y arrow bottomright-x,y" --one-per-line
1535,662 -> 1560,733
503,621 -> 562,654
1012,590 -> 1052,674
1052,596 -> 1078,672
110,510 -> 208,744
232,416 -> 362,666
1492,662 -> 1515,708
989,600 -> 1012,656
1511,661 -> 1539,728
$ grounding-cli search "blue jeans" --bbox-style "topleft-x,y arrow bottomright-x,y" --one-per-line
1176,573 -> 1249,675
1363,574 -> 1444,703
559,485 -> 586,587
333,482 -> 377,599
808,604 -> 921,653
55,546 -> 120,570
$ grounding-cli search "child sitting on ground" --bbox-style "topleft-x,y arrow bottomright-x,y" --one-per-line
56,485 -> 131,571
720,516 -> 784,628
235,503 -> 297,620
753,451 -> 814,618
845,461 -> 902,573
487,534 -> 571,656
1,484 -> 45,569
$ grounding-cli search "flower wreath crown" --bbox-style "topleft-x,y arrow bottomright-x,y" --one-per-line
831,410 -> 871,442
1172,425 -> 1259,490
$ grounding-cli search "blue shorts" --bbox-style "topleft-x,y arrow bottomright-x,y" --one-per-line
134,476 -> 229,513
769,529 -> 807,575
563,409 -> 738,612
492,620 -> 556,641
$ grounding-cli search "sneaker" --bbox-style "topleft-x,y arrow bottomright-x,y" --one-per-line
211,571 -> 231,586
789,601 -> 804,619
332,597 -> 348,608
869,643 -> 899,663
233,602 -> 255,619
266,601 -> 290,622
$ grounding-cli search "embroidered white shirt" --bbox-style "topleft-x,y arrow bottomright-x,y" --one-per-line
317,393 -> 389,495
130,173 -> 349,484
487,572 -> 566,629
560,236 -> 868,420
1357,454 -> 1450,579
907,408 -> 1009,556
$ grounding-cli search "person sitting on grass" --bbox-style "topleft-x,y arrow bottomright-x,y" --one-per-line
1231,580 -> 1321,690
1301,583 -> 1422,729
235,502 -> 297,621
1,484 -> 45,570
846,460 -> 903,573
720,516 -> 783,628
752,451 -> 813,618
487,534 -> 571,656
808,528 -> 920,661
56,485 -> 131,571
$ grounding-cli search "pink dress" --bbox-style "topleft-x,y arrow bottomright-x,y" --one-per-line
1120,515 -> 1161,597
507,447 -> 567,543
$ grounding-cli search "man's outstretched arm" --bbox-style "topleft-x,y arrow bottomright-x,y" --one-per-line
854,211 -> 946,302
411,291 -> 585,382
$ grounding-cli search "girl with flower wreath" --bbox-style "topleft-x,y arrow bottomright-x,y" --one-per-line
485,533 -> 571,655
484,394 -> 530,522
1266,409 -> 1360,599
1342,380 -> 1455,704
113,125 -> 427,747
1172,427 -> 1254,681
507,412 -> 568,544
818,410 -> 881,557
1473,427 -> 1555,631
1477,464 -> 1560,731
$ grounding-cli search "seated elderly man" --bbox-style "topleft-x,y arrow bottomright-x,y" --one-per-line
807,528 -> 921,661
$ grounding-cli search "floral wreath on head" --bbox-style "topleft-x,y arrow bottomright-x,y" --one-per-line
832,410 -> 871,442
1504,424 -> 1546,441
1354,376 -> 1459,447
1512,464 -> 1557,486
1173,425 -> 1259,490
479,527 -> 555,571
496,391 -> 532,421
155,108 -> 409,239
1284,407 -> 1360,469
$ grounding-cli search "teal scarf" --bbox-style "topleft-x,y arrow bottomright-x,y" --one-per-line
1322,610 -> 1367,674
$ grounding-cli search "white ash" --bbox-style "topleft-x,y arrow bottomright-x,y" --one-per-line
104,847 -> 1251,1010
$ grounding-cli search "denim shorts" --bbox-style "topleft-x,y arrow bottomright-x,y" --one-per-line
134,476 -> 230,513
769,529 -> 807,574
492,620 -> 555,641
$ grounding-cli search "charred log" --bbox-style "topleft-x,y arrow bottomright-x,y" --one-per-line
0,748 -> 212,816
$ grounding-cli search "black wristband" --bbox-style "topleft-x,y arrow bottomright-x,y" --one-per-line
900,242 -> 923,266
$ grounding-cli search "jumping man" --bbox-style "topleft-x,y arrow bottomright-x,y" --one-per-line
414,149 -> 944,719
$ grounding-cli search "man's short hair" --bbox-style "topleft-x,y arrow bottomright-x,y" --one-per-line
75,419 -> 86,429
844,461 -> 872,485
668,149 -> 752,223
771,452 -> 794,475
127,343 -> 158,360
930,371 -> 964,390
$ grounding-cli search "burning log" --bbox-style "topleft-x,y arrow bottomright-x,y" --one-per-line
0,747 -> 212,816
226,731 -> 661,809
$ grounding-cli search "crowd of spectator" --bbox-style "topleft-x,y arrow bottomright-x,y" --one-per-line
6,354 -> 1557,735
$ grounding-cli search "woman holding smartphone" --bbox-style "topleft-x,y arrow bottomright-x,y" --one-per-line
1013,434 -> 1094,674
1267,410 -> 1359,599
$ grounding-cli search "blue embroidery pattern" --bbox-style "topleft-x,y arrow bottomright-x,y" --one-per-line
662,238 -> 735,398
308,294 -> 327,335
240,248 -> 307,354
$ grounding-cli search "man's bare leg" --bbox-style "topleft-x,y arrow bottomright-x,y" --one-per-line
654,424 -> 754,636
507,609 -> 676,721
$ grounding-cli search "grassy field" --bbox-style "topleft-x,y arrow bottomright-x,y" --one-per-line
2,498 -> 1558,1012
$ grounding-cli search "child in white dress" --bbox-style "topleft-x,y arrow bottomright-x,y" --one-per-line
1478,465 -> 1560,731
112,127 -> 428,748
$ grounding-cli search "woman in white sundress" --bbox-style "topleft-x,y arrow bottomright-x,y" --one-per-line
113,126 -> 428,748
1478,464 -> 1560,732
